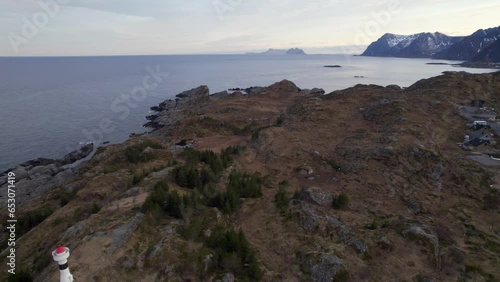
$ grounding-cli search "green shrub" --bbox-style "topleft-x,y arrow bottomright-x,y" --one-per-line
205,227 -> 262,280
365,219 -> 378,230
59,190 -> 76,207
7,269 -> 33,282
179,218 -> 205,241
279,180 -> 290,188
227,170 -> 263,198
274,186 -> 289,215
142,182 -> 191,220
208,189 -> 240,215
91,202 -> 101,214
220,145 -> 246,168
276,116 -> 284,126
125,141 -> 163,163
332,193 -> 349,209
181,148 -> 225,174
172,165 -> 202,189
17,207 -> 53,237
208,171 -> 263,214
484,189 -> 499,210
33,253 -> 51,272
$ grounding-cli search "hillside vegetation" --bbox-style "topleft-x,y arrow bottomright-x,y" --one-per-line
2,71 -> 500,281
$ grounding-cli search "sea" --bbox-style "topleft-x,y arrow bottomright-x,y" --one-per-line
0,54 -> 496,172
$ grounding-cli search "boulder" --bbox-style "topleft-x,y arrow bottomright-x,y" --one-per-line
222,273 -> 235,282
299,188 -> 332,207
211,90 -> 230,98
310,88 -> 326,95
110,213 -> 144,250
299,252 -> 348,282
402,224 -> 440,269
289,200 -> 321,231
63,143 -> 94,165
386,84 -> 402,90
230,91 -> 244,97
175,85 -> 210,101
326,216 -> 369,254
264,80 -> 300,94
245,86 -> 264,96
401,196 -> 423,214
377,236 -> 393,251
12,166 -> 29,180
28,164 -> 57,178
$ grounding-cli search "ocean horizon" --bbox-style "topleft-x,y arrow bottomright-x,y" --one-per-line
0,54 -> 496,171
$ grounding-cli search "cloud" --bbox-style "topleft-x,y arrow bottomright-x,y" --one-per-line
0,0 -> 499,55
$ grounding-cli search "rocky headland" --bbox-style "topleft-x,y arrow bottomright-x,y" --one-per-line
1,71 -> 500,281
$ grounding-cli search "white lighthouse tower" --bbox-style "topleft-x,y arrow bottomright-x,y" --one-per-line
52,245 -> 74,282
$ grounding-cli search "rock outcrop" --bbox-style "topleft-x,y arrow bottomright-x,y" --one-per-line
145,85 -> 210,132
326,216 -> 369,254
299,252 -> 348,282
0,143 -> 94,207
299,188 -> 333,207
402,224 -> 441,269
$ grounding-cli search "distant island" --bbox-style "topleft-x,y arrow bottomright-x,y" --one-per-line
360,25 -> 500,68
246,48 -> 307,55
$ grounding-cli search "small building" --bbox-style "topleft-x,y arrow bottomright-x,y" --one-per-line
468,138 -> 490,147
473,120 -> 491,130
466,128 -> 495,147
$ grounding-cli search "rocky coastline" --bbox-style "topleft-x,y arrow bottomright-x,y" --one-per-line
0,143 -> 93,207
2,71 -> 500,281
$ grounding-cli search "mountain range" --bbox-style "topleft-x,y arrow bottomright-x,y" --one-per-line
246,48 -> 307,55
361,26 -> 500,64
361,32 -> 464,58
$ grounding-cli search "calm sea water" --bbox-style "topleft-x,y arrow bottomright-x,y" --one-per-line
0,54 -> 496,171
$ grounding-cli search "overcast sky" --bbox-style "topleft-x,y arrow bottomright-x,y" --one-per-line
1,0 -> 499,56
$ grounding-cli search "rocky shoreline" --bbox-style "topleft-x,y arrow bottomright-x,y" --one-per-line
1,71 -> 500,281
460,61 -> 500,69
0,143 -> 93,207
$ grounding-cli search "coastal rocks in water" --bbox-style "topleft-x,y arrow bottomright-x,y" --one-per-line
299,252 -> 348,282
62,143 -> 94,165
0,143 -> 93,208
299,187 -> 333,207
0,167 -> 76,208
175,85 -> 210,101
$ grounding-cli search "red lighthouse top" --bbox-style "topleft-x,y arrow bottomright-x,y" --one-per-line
55,245 -> 66,254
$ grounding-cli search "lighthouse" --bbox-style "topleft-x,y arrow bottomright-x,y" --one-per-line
52,245 -> 74,282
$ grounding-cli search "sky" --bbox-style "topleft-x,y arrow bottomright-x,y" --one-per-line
0,0 -> 499,56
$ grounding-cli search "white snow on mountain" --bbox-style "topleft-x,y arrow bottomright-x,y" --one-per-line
384,33 -> 422,48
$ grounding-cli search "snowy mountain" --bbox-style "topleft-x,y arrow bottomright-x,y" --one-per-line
361,32 -> 463,58
470,38 -> 500,63
433,26 -> 500,60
